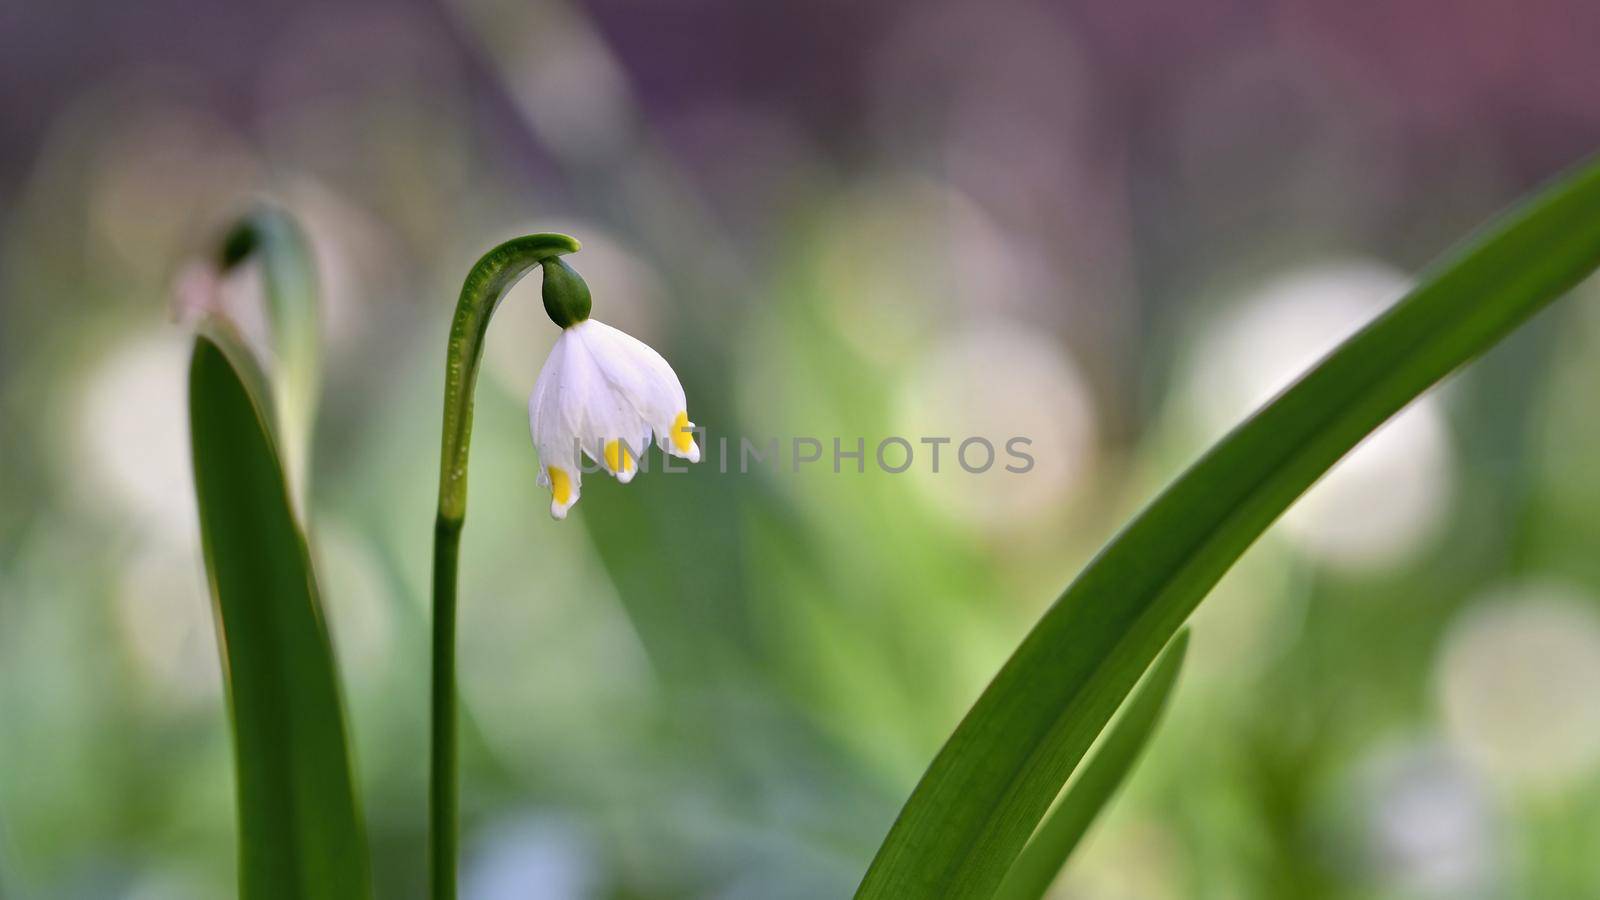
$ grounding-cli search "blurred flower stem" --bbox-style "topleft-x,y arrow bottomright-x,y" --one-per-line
177,204 -> 321,504
219,205 -> 320,503
430,233 -> 581,900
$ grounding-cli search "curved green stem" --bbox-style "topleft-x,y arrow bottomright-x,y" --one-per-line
430,232 -> 580,900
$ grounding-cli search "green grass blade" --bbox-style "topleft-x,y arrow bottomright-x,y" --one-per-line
993,631 -> 1188,900
189,331 -> 371,900
856,155 -> 1600,899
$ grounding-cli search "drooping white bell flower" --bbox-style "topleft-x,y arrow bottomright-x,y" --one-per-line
527,258 -> 700,519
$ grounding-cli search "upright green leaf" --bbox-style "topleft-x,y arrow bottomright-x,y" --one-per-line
189,329 -> 371,900
994,631 -> 1188,900
857,155 -> 1600,898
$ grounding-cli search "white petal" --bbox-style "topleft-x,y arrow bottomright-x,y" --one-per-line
529,334 -> 577,469
573,319 -> 699,462
529,333 -> 584,517
559,322 -> 652,480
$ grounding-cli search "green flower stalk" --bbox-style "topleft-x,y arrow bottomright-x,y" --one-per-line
430,233 -> 700,898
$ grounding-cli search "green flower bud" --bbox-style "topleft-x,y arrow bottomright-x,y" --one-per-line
541,257 -> 591,328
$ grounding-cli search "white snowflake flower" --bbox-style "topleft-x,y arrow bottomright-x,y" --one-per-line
527,262 -> 699,518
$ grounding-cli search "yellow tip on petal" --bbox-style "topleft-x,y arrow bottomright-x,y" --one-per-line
549,466 -> 572,506
671,411 -> 695,454
603,439 -> 636,478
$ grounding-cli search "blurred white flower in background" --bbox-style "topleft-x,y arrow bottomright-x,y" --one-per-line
1351,740 -> 1502,899
463,815 -> 598,900
1281,404 -> 1451,569
73,331 -> 198,544
894,321 -> 1097,529
1435,581 -> 1600,791
1180,260 -> 1453,570
113,545 -> 221,709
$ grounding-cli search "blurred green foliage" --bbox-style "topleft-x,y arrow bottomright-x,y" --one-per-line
3,2 -> 1600,898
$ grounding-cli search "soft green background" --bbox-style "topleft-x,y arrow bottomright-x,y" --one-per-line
3,1 -> 1600,897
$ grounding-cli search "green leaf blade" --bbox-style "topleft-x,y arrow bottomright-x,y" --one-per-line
189,334 -> 371,900
857,156 -> 1600,898
993,631 -> 1188,900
